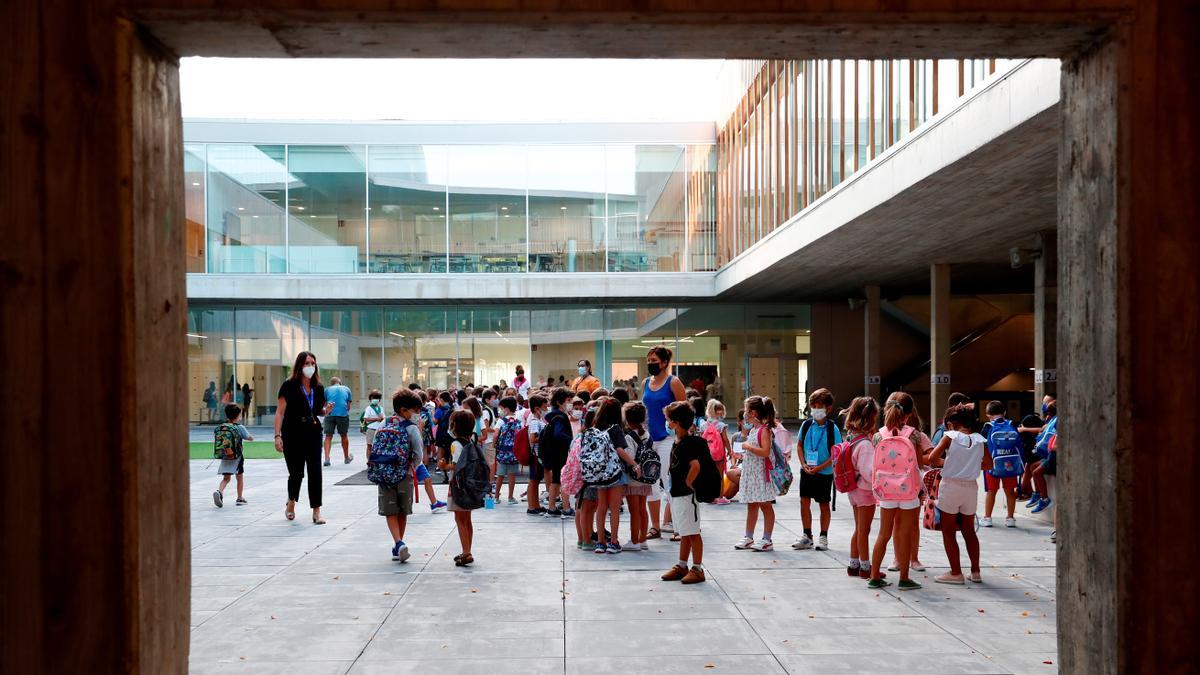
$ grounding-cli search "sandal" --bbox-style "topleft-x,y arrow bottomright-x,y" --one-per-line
285,503 -> 296,521
455,553 -> 474,567
669,533 -> 682,542
312,513 -> 326,525
646,528 -> 662,540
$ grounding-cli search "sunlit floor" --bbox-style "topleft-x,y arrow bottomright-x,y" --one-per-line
189,456 -> 1058,674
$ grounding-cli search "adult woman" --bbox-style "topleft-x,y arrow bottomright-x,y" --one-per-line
274,351 -> 332,524
570,359 -> 601,395
641,346 -> 687,538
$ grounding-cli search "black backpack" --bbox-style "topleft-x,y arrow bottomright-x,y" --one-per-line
627,429 -> 661,485
450,440 -> 490,510
692,442 -> 723,503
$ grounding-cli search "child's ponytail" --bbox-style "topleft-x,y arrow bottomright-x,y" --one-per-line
883,392 -> 915,431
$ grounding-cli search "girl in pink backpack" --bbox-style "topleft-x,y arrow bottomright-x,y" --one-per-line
867,392 -> 925,590
842,397 -> 881,579
886,394 -> 935,575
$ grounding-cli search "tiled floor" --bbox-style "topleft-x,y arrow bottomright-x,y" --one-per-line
189,458 -> 1058,674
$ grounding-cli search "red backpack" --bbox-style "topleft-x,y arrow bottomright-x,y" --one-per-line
832,436 -> 865,493
700,421 -> 726,462
512,425 -> 531,465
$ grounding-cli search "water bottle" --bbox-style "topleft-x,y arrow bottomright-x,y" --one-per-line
484,495 -> 495,509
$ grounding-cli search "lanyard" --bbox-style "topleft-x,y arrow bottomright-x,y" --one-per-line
303,384 -> 314,414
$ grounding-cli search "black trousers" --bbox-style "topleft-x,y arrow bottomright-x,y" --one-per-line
283,431 -> 323,508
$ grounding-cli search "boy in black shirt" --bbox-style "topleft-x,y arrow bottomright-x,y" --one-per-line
661,401 -> 708,585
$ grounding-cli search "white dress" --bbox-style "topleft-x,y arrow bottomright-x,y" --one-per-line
739,425 -> 779,504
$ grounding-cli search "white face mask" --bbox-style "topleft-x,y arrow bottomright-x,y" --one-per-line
812,408 -> 827,421
302,365 -> 316,378
571,410 -> 583,420
563,402 -> 574,413
408,411 -> 419,422
370,399 -> 381,408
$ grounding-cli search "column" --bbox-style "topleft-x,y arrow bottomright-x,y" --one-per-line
1034,230 -> 1057,403
863,285 -> 882,399
929,264 -> 951,425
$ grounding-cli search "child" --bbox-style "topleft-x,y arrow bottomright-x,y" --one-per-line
734,396 -> 779,552
1025,402 -> 1057,514
438,409 -> 486,567
660,401 -> 708,584
622,401 -> 654,550
525,393 -> 549,515
926,403 -> 992,584
213,404 -> 252,508
700,399 -> 733,505
361,388 -> 385,450
980,400 -> 1019,527
886,394 -> 934,574
794,388 -> 842,551
375,389 -> 426,563
575,407 -> 601,550
868,392 -> 925,590
591,397 -> 638,554
843,396 -> 881,579
541,387 -> 576,519
493,396 -> 524,505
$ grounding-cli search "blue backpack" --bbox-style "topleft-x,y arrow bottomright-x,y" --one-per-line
987,418 -> 1025,478
368,416 -> 416,486
495,416 -> 522,465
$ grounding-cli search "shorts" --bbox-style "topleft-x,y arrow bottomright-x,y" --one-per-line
878,497 -> 922,510
936,478 -> 979,516
415,463 -> 430,482
670,493 -> 701,537
217,456 -> 245,476
652,437 -> 673,500
377,481 -> 413,516
576,486 -> 598,506
848,487 -> 876,508
799,472 -> 834,503
323,415 -> 349,436
625,481 -> 654,497
528,454 -> 543,481
496,462 -> 521,477
364,427 -> 377,445
983,473 -> 1018,491
484,445 -> 496,470
1042,452 -> 1057,475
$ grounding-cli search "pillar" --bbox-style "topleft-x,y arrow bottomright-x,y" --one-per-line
1034,230 -> 1058,403
929,264 -> 952,425
0,4 -> 189,672
1058,4 -> 1200,670
864,285 -> 882,399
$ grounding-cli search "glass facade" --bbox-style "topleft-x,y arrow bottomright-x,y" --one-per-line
186,141 -> 716,274
187,304 -> 812,426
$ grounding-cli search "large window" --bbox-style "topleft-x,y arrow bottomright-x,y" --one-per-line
528,145 -> 606,272
606,145 -> 687,272
184,144 -> 206,273
206,144 -> 287,273
287,145 -> 368,273
447,146 -> 527,273
367,145 -> 447,273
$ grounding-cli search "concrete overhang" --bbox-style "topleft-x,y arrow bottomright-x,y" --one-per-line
715,58 -> 1060,301
186,272 -> 717,305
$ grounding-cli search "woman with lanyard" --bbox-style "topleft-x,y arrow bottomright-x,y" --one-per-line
570,359 -> 601,396
642,346 -> 687,540
274,351 -> 332,524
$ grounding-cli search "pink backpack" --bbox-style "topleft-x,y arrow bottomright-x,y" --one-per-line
872,426 -> 920,502
700,422 -> 726,462
832,437 -> 866,494
560,436 -> 583,496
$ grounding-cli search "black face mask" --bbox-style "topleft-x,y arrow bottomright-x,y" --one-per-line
647,362 -> 662,376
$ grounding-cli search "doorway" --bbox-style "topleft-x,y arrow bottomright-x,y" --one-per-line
748,355 -> 808,419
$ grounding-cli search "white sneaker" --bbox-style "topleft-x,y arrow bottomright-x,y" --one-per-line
816,535 -> 829,551
910,561 -> 927,572
734,536 -> 755,550
1005,517 -> 1017,528
888,561 -> 900,571
662,522 -> 675,533
980,516 -> 993,528
752,539 -> 774,552
791,536 -> 814,550
640,542 -> 650,551
624,540 -> 639,550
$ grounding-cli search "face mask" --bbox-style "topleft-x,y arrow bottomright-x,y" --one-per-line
578,366 -> 587,376
516,371 -> 523,378
1041,403 -> 1048,415
571,410 -> 583,420
370,399 -> 381,407
408,411 -> 419,422
812,408 -> 827,421
302,365 -> 316,378
563,403 -> 574,413
646,362 -> 662,377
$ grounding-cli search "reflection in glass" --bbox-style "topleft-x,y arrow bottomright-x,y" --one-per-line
607,145 -> 686,272
288,145 -> 367,273
528,146 -> 605,272
308,308 -> 383,419
384,309 -> 457,390
187,308 -> 235,424
368,145 -> 448,273
206,144 -> 287,273
185,144 -> 206,273
448,146 -> 527,273
530,308 -> 607,387
231,308 -> 308,427
460,309 -> 531,387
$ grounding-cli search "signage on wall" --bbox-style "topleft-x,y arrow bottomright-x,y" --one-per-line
1034,368 -> 1057,383
864,375 -> 881,385
531,344 -> 538,351
930,373 -> 951,385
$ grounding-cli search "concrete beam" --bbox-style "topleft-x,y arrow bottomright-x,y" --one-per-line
930,264 -> 952,425
186,272 -> 716,305
864,285 -> 882,399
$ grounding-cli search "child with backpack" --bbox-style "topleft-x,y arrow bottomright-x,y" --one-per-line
369,389 -> 424,563
525,393 -> 549,515
700,399 -> 733,505
438,409 -> 489,567
572,407 -> 602,550
926,403 -> 992,584
540,387 -> 576,520
660,401 -> 714,584
213,404 -> 253,508
493,396 -> 524,505
588,397 -> 639,554
622,401 -> 657,550
838,397 -> 880,579
885,395 -> 935,574
734,396 -> 780,552
980,400 -> 1022,527
793,388 -> 842,551
867,392 -> 925,590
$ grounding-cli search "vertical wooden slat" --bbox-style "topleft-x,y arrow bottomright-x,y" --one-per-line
774,60 -> 782,229
826,59 -> 833,193
868,60 -> 875,161
854,60 -> 860,173
839,60 -> 846,187
958,58 -> 965,96
933,59 -> 940,116
801,60 -> 808,208
909,59 -> 917,132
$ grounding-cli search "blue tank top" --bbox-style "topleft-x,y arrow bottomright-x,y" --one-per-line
643,375 -> 677,442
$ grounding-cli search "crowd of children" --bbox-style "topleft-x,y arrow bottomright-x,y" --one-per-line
211,356 -> 1060,586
